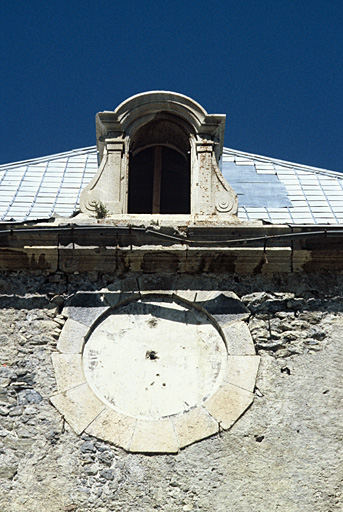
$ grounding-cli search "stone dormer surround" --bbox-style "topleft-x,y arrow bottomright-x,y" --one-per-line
80,91 -> 238,218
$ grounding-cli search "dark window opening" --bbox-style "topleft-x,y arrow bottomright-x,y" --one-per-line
128,145 -> 190,214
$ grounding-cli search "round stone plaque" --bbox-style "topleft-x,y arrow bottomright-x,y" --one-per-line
51,288 -> 259,453
83,297 -> 227,420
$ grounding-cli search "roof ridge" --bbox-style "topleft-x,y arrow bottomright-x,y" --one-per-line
0,146 -> 97,169
223,147 -> 343,178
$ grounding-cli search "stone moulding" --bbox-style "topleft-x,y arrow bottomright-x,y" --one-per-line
51,286 -> 259,453
2,224 -> 343,273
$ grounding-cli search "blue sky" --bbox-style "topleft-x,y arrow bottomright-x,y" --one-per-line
1,1 -> 342,171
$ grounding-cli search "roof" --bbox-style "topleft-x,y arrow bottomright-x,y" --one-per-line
222,149 -> 343,225
0,147 -> 98,223
0,145 -> 342,225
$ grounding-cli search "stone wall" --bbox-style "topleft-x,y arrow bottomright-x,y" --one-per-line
0,271 -> 342,512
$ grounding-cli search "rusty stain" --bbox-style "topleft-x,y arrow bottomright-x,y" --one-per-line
302,250 -> 343,273
142,252 -> 179,274
0,249 -> 54,271
253,253 -> 268,275
208,254 -> 236,274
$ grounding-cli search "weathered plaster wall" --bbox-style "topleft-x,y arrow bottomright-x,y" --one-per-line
0,271 -> 342,512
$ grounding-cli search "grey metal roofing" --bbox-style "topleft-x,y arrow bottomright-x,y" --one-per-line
0,145 -> 342,224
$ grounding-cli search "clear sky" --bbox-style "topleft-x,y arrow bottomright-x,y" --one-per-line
1,1 -> 342,171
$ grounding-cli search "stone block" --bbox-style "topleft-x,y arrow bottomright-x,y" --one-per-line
173,290 -> 197,303
58,246 -> 118,273
292,250 -> 313,273
69,291 -> 107,308
102,278 -> 141,307
57,318 -> 89,353
195,290 -> 218,303
101,291 -> 122,307
0,246 -> 58,271
51,353 -> 85,392
50,383 -> 105,435
172,406 -> 218,448
222,321 -> 256,355
260,248 -> 292,273
130,418 -> 179,453
224,356 -> 260,392
116,292 -> 141,307
119,276 -> 140,293
126,251 -> 144,273
85,408 -> 136,451
204,383 -> 254,430
234,248 -> 291,274
138,274 -> 177,292
105,280 -> 122,292
64,305 -> 109,326
174,275 -> 203,296
141,248 -> 181,274
101,291 -> 140,308
201,291 -> 250,324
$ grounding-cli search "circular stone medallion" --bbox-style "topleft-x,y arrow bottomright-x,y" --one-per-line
83,296 -> 227,420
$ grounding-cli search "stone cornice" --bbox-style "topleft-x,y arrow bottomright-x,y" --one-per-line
0,223 -> 342,273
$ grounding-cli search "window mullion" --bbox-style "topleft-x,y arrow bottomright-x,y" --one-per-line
152,146 -> 162,213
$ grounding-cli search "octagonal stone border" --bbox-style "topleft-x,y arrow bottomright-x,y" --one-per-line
50,286 -> 259,453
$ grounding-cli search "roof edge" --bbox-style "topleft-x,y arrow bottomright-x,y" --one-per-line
223,147 -> 343,178
0,146 -> 97,170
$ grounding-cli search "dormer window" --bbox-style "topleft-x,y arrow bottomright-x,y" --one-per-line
129,145 -> 190,214
80,91 -> 238,219
128,116 -> 191,214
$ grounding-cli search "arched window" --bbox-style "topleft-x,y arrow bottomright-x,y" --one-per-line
128,116 -> 191,214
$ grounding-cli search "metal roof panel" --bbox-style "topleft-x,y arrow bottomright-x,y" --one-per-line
0,145 -> 342,224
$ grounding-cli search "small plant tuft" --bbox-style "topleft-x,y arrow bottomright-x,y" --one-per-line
93,201 -> 109,219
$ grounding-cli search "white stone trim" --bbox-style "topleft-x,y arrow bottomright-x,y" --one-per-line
51,286 -> 259,453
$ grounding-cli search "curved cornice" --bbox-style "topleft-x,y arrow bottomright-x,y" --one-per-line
96,91 -> 226,160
